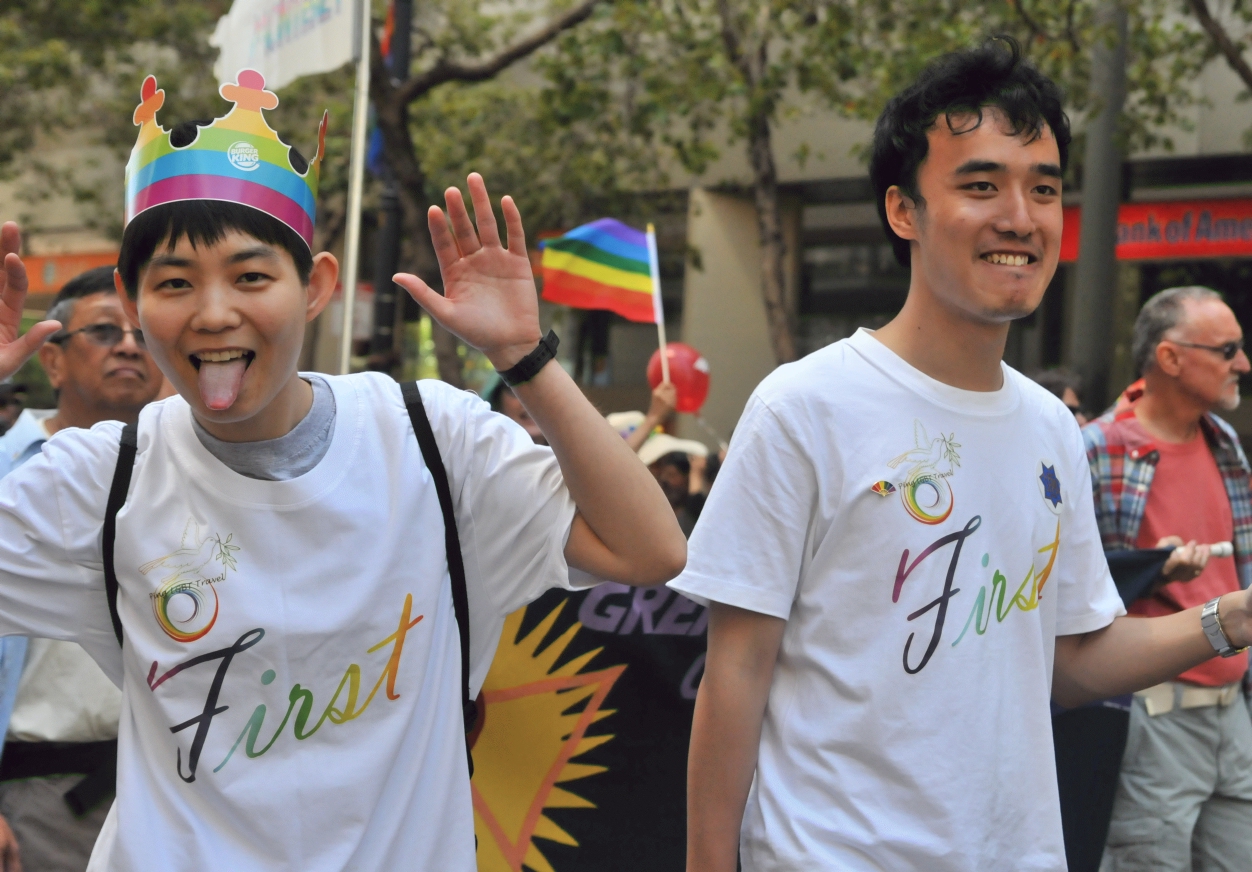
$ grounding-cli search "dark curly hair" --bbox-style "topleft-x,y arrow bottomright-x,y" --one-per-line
869,36 -> 1071,267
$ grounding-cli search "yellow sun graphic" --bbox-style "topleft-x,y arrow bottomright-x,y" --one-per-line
472,601 -> 625,872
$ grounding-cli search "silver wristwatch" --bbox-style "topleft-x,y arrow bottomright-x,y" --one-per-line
1201,597 -> 1248,658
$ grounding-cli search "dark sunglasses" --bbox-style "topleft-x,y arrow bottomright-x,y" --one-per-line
50,323 -> 145,350
1170,338 -> 1244,361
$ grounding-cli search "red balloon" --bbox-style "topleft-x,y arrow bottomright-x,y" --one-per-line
647,343 -> 710,414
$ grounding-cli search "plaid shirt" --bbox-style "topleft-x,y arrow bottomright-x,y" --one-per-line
1083,382 -> 1252,591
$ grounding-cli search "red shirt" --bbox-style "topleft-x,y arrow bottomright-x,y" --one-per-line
1125,416 -> 1246,685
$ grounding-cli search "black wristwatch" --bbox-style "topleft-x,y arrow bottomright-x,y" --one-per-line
498,330 -> 559,387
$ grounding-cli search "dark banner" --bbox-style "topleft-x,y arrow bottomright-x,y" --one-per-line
471,582 -> 707,872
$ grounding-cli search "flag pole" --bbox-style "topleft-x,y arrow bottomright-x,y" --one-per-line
338,0 -> 372,375
646,223 -> 670,384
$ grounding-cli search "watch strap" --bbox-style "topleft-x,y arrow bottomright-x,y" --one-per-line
498,330 -> 559,387
1201,597 -> 1247,658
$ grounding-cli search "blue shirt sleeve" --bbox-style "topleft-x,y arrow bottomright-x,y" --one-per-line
0,636 -> 27,762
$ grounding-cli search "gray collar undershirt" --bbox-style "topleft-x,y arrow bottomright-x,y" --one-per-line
192,375 -> 336,481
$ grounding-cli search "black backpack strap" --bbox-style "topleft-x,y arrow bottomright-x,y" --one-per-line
103,423 -> 139,647
401,381 -> 476,775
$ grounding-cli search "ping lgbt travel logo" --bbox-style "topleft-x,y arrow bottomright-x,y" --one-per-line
141,519 -> 241,643
884,420 -> 962,525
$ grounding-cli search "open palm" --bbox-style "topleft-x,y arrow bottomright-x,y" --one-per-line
0,223 -> 62,380
393,174 -> 542,370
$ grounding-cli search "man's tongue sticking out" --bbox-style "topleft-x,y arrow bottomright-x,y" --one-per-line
198,358 -> 248,411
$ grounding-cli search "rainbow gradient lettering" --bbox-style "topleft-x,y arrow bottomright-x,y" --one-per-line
951,520 -> 1061,647
147,593 -> 425,781
214,593 -> 424,771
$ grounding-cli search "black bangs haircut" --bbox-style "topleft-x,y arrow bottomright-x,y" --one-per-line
869,36 -> 1071,267
118,121 -> 313,297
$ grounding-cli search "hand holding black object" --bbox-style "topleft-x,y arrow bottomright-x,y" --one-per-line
1156,536 -> 1212,582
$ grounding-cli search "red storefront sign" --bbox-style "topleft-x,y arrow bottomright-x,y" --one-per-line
1061,200 -> 1252,262
22,251 -> 118,295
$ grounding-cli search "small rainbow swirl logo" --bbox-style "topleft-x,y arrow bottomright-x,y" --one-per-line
152,580 -> 219,643
901,474 -> 954,525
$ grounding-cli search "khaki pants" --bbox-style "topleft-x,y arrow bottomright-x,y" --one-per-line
1102,685 -> 1252,871
0,776 -> 111,872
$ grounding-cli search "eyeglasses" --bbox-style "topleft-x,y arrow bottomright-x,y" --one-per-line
1169,339 -> 1244,361
50,323 -> 145,350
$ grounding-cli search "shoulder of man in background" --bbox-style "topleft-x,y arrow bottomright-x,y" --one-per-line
1087,378 -> 1245,467
0,383 -> 25,438
0,408 -> 53,481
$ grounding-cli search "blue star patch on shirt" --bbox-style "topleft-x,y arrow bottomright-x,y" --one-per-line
1039,464 -> 1062,508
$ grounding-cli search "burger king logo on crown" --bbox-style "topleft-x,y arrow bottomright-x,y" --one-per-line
227,141 -> 261,171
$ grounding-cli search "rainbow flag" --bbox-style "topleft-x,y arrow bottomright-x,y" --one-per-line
540,219 -> 661,324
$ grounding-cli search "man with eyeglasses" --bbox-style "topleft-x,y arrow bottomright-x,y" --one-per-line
1085,285 -> 1252,868
0,264 -> 160,872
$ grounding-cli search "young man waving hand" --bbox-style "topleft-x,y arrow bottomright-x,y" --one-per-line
674,39 -> 1252,872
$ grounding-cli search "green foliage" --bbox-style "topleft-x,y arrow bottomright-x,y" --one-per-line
0,0 -> 1238,246
834,0 -> 1213,154
1,0 -> 662,243
15,314 -> 54,409
536,0 -> 1219,185
409,76 -> 666,231
1,0 -> 230,233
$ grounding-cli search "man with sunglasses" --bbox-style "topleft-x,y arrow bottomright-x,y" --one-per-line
1085,285 -> 1252,868
0,264 -> 160,872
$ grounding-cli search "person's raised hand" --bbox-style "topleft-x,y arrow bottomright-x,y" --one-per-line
0,222 -> 61,381
1157,536 -> 1211,582
689,452 -> 708,495
393,174 -> 541,371
647,381 -> 677,422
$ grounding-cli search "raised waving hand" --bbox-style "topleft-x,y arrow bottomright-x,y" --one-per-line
392,173 -> 541,371
0,223 -> 63,380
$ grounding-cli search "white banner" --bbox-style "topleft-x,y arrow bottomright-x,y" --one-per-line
210,0 -> 359,91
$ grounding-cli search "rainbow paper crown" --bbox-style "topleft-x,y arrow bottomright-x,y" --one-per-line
125,70 -> 327,249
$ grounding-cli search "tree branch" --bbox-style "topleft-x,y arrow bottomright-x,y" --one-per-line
1189,0 -> 1252,94
398,0 -> 602,104
1065,0 -> 1080,54
715,0 -> 746,73
1008,0 -> 1046,44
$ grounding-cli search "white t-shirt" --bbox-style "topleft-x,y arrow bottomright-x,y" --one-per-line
7,637 -> 121,742
0,410 -> 123,744
0,373 -> 577,871
669,329 -> 1124,872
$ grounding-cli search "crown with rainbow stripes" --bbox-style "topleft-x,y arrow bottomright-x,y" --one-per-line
125,70 -> 327,249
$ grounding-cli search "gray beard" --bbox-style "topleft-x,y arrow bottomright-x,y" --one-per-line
1219,391 -> 1241,412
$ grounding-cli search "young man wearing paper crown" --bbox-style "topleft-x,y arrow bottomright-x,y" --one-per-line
0,70 -> 685,871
